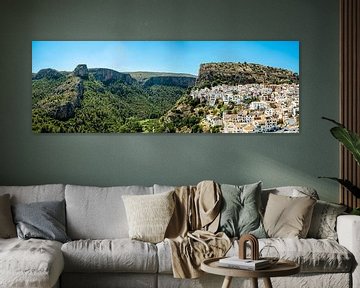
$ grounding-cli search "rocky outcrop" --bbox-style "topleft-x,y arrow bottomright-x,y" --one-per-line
50,80 -> 84,120
143,76 -> 196,88
73,64 -> 89,79
89,68 -> 135,85
38,76 -> 84,120
34,68 -> 63,80
195,62 -> 299,88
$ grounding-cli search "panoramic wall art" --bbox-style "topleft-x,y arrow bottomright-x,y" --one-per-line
32,41 -> 299,133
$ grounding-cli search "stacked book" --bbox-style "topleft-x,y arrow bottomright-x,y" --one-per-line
218,257 -> 271,270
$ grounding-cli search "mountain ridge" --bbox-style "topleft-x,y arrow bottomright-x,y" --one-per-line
195,62 -> 299,88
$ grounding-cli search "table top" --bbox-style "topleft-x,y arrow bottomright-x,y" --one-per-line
201,257 -> 300,278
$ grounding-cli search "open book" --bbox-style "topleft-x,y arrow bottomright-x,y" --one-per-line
218,257 -> 271,270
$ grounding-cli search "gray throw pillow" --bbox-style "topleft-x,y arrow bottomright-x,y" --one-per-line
12,200 -> 70,243
0,194 -> 17,238
307,200 -> 347,240
218,182 -> 266,238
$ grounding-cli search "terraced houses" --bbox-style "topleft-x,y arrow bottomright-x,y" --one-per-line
190,83 -> 299,133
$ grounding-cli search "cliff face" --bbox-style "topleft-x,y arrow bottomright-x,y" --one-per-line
195,62 -> 299,88
88,68 -> 135,85
143,76 -> 196,88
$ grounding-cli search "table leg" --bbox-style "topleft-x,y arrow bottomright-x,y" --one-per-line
263,277 -> 273,288
251,278 -> 258,288
221,276 -> 233,288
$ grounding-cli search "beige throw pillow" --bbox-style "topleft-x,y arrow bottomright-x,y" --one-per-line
0,194 -> 17,238
122,191 -> 175,243
263,193 -> 316,238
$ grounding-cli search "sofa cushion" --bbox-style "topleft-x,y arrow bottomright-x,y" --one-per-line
122,191 -> 175,243
158,237 -> 353,274
61,239 -> 158,273
261,238 -> 354,273
0,194 -> 16,238
307,200 -> 347,240
263,193 -> 316,238
0,238 -> 64,288
12,200 -> 70,243
232,238 -> 353,273
261,186 -> 319,213
0,184 -> 65,204
218,182 -> 266,238
65,185 -> 153,239
153,184 -> 176,194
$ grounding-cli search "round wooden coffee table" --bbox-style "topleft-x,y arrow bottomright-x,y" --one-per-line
201,257 -> 300,288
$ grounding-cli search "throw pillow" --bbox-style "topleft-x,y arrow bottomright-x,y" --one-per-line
122,190 -> 175,243
12,200 -> 70,243
263,193 -> 316,238
307,200 -> 347,240
0,194 -> 16,238
218,182 -> 266,238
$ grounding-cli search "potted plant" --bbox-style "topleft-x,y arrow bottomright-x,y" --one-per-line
320,117 -> 360,215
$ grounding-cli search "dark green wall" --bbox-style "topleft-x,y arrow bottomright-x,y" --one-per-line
0,0 -> 340,202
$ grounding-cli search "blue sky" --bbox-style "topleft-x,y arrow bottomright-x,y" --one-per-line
32,41 -> 299,75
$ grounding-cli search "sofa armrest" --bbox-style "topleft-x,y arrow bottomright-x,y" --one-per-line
337,215 -> 360,288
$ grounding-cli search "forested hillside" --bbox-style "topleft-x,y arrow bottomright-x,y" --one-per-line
32,65 -> 195,133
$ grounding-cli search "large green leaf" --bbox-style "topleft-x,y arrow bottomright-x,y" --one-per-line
318,177 -> 360,198
323,117 -> 360,165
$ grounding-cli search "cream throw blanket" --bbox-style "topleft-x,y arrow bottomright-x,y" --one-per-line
165,180 -> 231,278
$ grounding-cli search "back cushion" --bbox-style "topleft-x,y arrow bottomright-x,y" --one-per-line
65,185 -> 154,239
0,184 -> 65,204
153,184 -> 176,194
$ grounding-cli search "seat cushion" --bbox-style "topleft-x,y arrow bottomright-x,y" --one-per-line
157,238 -> 354,274
0,238 -> 64,288
62,239 -> 158,273
228,238 -> 354,273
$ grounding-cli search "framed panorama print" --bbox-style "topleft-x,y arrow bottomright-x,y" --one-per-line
32,41 -> 299,133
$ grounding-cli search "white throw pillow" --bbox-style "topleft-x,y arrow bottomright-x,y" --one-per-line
122,191 -> 175,243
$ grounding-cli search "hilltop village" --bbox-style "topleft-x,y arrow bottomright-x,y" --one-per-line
190,83 -> 299,133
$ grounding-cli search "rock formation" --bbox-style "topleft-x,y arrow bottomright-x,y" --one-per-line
73,64 -> 89,79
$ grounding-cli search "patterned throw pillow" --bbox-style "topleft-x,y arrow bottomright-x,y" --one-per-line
218,182 -> 266,238
263,193 -> 316,238
0,194 -> 16,238
307,200 -> 347,240
122,191 -> 175,243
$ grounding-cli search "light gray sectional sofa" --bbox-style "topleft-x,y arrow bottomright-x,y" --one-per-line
0,183 -> 359,288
